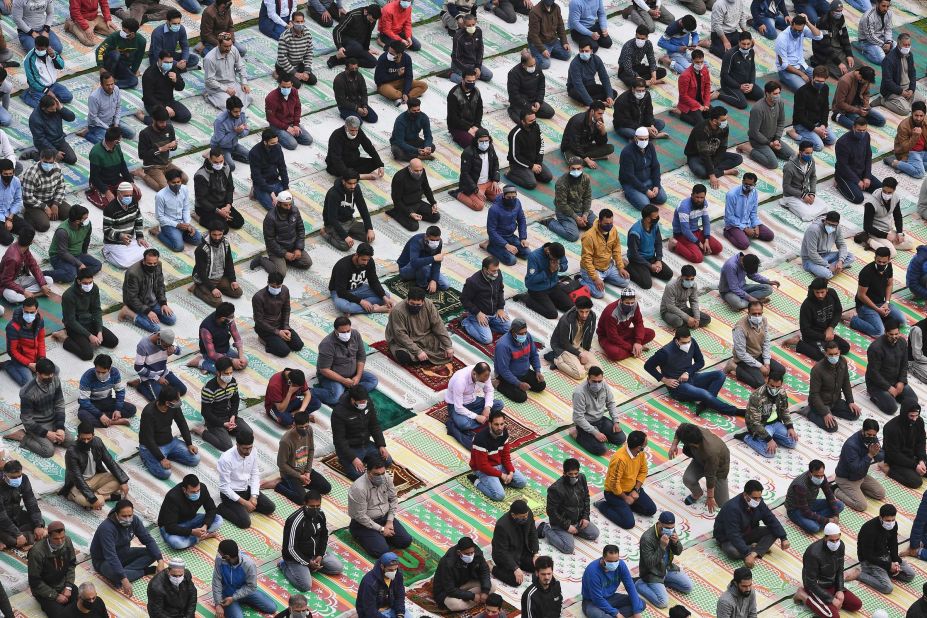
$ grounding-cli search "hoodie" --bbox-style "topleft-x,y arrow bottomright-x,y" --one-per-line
907,245 -> 927,299
799,286 -> 842,345
801,220 -> 848,267
717,581 -> 757,618
356,556 -> 406,618
782,153 -> 817,199
212,552 -> 258,603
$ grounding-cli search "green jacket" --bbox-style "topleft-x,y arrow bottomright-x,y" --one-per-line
553,172 -> 591,218
61,281 -> 103,337
745,384 -> 793,441
638,523 -> 682,583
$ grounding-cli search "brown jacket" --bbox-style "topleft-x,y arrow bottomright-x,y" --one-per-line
894,115 -> 926,160
527,2 -> 567,53
832,71 -> 871,115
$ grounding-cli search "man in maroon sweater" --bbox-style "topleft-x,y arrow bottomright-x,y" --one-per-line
469,411 -> 527,501
264,73 -> 313,150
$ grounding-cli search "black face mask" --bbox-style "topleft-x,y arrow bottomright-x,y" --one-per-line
210,237 -> 223,247
77,440 -> 92,451
1,176 -> 11,186
142,264 -> 156,274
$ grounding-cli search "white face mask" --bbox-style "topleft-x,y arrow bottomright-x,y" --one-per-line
465,26 -> 476,34
384,569 -> 397,579
337,331 -> 352,342
427,240 -> 440,250
747,498 -> 761,508
636,139 -> 649,149
80,283 -> 94,293
525,65 -> 536,73
882,519 -> 896,530
169,574 -> 185,586
635,38 -> 646,48
826,540 -> 841,552
218,373 -> 232,384
678,342 -> 691,352
267,286 -> 282,296
211,162 -> 224,171
810,475 -> 825,485
633,91 -> 645,100
681,279 -> 695,289
355,401 -> 367,410
900,45 -> 912,55
460,553 -> 475,564
693,62 -> 704,72
346,131 -> 358,140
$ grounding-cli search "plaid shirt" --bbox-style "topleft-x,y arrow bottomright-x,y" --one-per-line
20,161 -> 64,210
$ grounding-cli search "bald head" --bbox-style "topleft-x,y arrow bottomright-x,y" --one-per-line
409,158 -> 424,173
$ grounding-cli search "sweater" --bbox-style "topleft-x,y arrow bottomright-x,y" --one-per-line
276,27 -> 313,74
567,54 -> 613,106
781,154 -> 817,198
138,123 -> 176,167
618,38 -> 657,77
200,375 -> 240,427
785,470 -> 840,526
713,495 -> 787,556
748,98 -> 786,146
149,23 -> 192,66
77,366 -> 127,416
277,425 -> 315,479
139,402 -> 193,459
29,107 -> 74,151
95,29 -> 146,73
672,196 -> 712,240
88,141 -> 131,192
327,127 -> 383,178
717,581 -> 758,618
102,198 -> 143,244
61,281 -> 103,337
378,0 -> 411,39
719,252 -> 771,301
390,165 -> 434,209
661,276 -> 702,322
333,70 -> 368,111
198,312 -> 241,360
265,88 -> 302,130
801,220 -> 848,267
604,444 -> 647,495
711,0 -> 747,34
252,285 -> 291,337
470,425 -> 513,476
799,286 -> 842,344
90,513 -> 162,582
627,219 -> 663,264
0,244 -> 44,292
374,51 -> 413,93
249,141 -> 289,192
390,110 -> 433,156
659,18 -> 700,54
645,338 -> 705,381
69,0 -> 110,31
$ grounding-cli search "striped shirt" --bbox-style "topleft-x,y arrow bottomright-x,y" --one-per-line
102,199 -> 143,245
201,376 -> 240,427
134,336 -> 182,381
78,367 -> 126,411
276,27 -> 313,74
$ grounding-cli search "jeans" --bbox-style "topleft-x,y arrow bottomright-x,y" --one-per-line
844,0 -> 870,8
312,371 -> 379,406
449,65 -> 493,83
4,360 -> 31,386
575,416 -> 626,456
834,109 -> 885,129
803,251 -> 854,279
487,233 -> 529,266
722,283 -> 774,310
22,82 -> 73,109
330,283 -> 386,314
544,521 -> 600,554
787,499 -> 845,533
274,126 -> 313,150
133,304 -> 178,333
200,347 -> 240,375
583,594 -> 645,618
338,443 -> 393,481
158,225 -> 202,251
399,263 -> 449,290
547,210 -> 596,242
623,184 -> 667,211
669,371 -> 741,415
597,488 -> 657,529
254,181 -> 285,211
530,40 -> 571,69
267,394 -> 321,428
259,5 -> 289,39
856,41 -> 886,64
349,515 -> 413,558
616,119 -> 666,141
870,383 -> 918,416
136,372 -> 187,402
139,438 -> 200,480
687,152 -> 743,178
794,124 -> 836,151
101,50 -> 139,89
743,421 -> 797,458
45,253 -> 101,284
86,122 -> 135,144
896,150 -> 927,179
447,397 -> 503,449
753,15 -> 787,39
778,66 -> 813,91
220,143 -> 250,171
461,314 -> 511,344
159,513 -> 223,549
274,469 -> 332,504
176,0 -> 212,12
474,464 -> 526,501
850,303 -> 905,337
580,262 -> 630,298
635,570 -> 693,609
223,590 -> 277,618
19,30 -> 63,54
0,104 -> 10,127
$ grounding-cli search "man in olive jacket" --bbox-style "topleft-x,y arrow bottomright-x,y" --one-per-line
540,458 -> 599,554
27,520 -> 77,618
432,536 -> 492,612
636,512 -> 691,608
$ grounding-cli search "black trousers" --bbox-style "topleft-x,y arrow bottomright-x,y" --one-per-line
568,83 -> 610,105
218,489 -> 276,529
497,370 -> 546,403
38,593 -> 76,618
796,335 -> 850,361
617,64 -> 666,88
719,525 -> 777,560
627,260 -> 673,290
196,206 -> 245,230
888,463 -> 924,489
257,327 -> 305,357
807,399 -> 858,433
679,109 -> 708,126
64,326 -> 118,361
0,215 -> 26,246
386,201 -> 440,231
275,62 -> 318,86
523,286 -> 572,319
491,551 -> 535,586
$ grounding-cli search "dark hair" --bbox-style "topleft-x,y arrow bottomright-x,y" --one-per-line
214,356 -> 233,373
575,295 -> 593,310
406,97 -> 421,108
165,168 -> 183,183
674,326 -> 691,340
166,8 -> 182,19
35,357 -> 55,375
22,296 -> 37,309
676,423 -> 703,444
356,242 -> 374,257
287,369 -> 306,386
17,225 -> 35,246
343,168 -> 360,182
182,474 -> 200,488
236,430 -> 255,445
262,128 -> 277,142
216,302 -> 235,318
883,317 -> 901,332
709,106 -> 728,120
691,183 -> 707,195
534,555 -> 554,571
602,544 -> 620,557
635,24 -> 649,36
641,204 -> 659,219
304,489 -> 322,503
862,418 -> 880,432
813,65 -> 829,79
93,354 -> 113,369
823,340 -> 841,352
880,504 -> 897,517
680,14 -> 696,30
473,362 -> 491,376
743,479 -> 763,494
277,71 -> 293,84
747,300 -> 764,312
158,49 -> 174,60
34,34 -> 49,48
767,367 -> 785,382
425,225 -> 441,238
627,430 -> 647,449
122,17 -> 140,31
99,70 -> 114,84
743,172 -> 758,183
226,95 -> 243,111
157,385 -> 179,405
77,420 -> 95,435
691,49 -> 704,60
563,458 -> 580,473
799,140 -> 814,151
882,176 -> 898,189
151,105 -> 169,121
742,253 -> 760,274
486,593 -> 503,607
349,385 -> 369,401
76,267 -> 94,281
407,286 -> 426,301
547,242 -> 565,259
104,126 -> 123,143
39,94 -> 56,110
808,459 -> 825,472
488,409 -> 505,423
334,316 -> 351,329
739,31 -> 753,41
764,80 -> 781,93
913,101 -> 926,114
293,411 -> 310,426
874,246 -> 891,258
681,264 -> 696,277
587,365 -> 603,377
482,256 -> 500,269
792,14 -> 806,25
853,115 -> 868,127
365,454 -> 385,469
3,460 -> 21,473
599,208 -> 614,219
268,271 -> 285,285
858,65 -> 876,82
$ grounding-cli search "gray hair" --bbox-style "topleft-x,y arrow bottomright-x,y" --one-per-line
898,32 -> 911,43
289,593 -> 309,607
520,49 -> 532,63
78,582 -> 96,598
345,116 -> 361,129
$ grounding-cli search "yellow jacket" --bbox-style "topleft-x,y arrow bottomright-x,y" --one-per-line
580,225 -> 623,281
604,445 -> 648,495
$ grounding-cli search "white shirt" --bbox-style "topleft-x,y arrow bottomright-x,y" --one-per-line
477,152 -> 490,184
445,365 -> 494,418
218,447 -> 261,501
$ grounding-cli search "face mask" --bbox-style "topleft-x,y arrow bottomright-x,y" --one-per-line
800,153 -> 813,163
462,81 -> 475,90
35,49 -> 47,58
742,184 -> 753,193
169,23 -> 181,32
407,304 -> 422,314
588,380 -> 604,392
169,574 -> 185,586
78,440 -> 91,451
570,169 -> 583,178
118,516 -> 133,527
502,197 -> 516,209
876,263 -> 888,273
599,223 -> 613,233
280,87 -> 292,97
96,371 -> 111,383
80,283 -> 94,293
514,333 -> 527,344
337,331 -> 352,342
370,474 -> 385,486
399,0 -> 411,7
813,81 -> 825,90
621,302 -> 637,313
525,65 -> 536,73
681,279 -> 695,289
120,196 -> 133,206
882,519 -> 896,530
218,374 -> 232,384
386,52 -> 396,62
790,28 -> 802,38
633,91 -> 646,100
119,30 -> 129,39
478,141 -> 490,152
740,47 -> 750,56
635,38 -> 646,48
0,176 -> 10,186
822,223 -> 837,235
187,491 -> 200,501
636,139 -> 649,149
604,560 -> 620,572
579,52 -> 591,61
880,190 -> 893,203
169,184 -> 181,194
826,354 -> 839,365
692,62 -> 704,72
465,26 -> 476,34
460,553 -> 475,564
862,435 -> 878,446
719,120 -> 728,129
22,312 -> 36,324
427,240 -> 440,250
826,540 -> 841,552
296,427 -> 308,436
747,498 -> 761,508
484,269 -> 498,280
662,527 -> 675,536
5,476 -> 21,488
40,162 -> 55,173
679,342 -> 691,352
811,475 -> 825,485
567,475 -> 580,485
211,162 -> 224,171
267,285 -> 283,297
767,386 -> 780,396
82,219 -> 90,227
900,46 -> 912,55
748,315 -> 762,327
833,10 -> 843,17
384,569 -> 397,580
293,22 -> 305,32
210,236 -> 223,246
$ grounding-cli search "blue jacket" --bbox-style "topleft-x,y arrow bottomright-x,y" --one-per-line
390,110 -> 434,156
835,431 -> 884,481
248,141 -> 289,192
149,23 -> 192,65
568,0 -> 606,36
525,244 -> 567,292
23,49 -> 64,92
210,110 -> 249,150
672,196 -> 712,242
494,330 -> 540,385
29,106 -> 75,151
567,54 -> 614,106
880,46 -> 917,98
659,19 -> 699,53
356,558 -> 406,618
724,186 -> 760,229
0,176 -> 23,220
618,141 -> 661,193
89,512 -> 162,582
487,195 -> 527,246
713,495 -> 787,557
908,245 -> 927,299
581,559 -> 644,616
397,233 -> 442,281
834,130 -> 872,187
644,338 -> 705,381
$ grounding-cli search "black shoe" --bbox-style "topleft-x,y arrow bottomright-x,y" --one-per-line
108,492 -> 123,501
512,293 -> 525,303
466,473 -> 477,484
143,565 -> 157,576
543,350 -> 555,362
733,432 -> 748,442
448,189 -> 459,199
326,56 -> 337,69
694,402 -> 707,416
537,521 -> 549,538
249,255 -> 262,270
1,60 -> 19,68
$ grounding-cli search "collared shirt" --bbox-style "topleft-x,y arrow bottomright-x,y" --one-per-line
445,366 -> 495,417
0,176 -> 23,219
774,26 -> 822,71
154,184 -> 192,228
724,186 -> 760,229
218,446 -> 260,500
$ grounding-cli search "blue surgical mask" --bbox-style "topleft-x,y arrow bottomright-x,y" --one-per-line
5,476 -> 21,488
570,169 -> 582,178
35,49 -> 47,57
824,225 -> 836,234
399,0 -> 411,7
169,23 -> 181,32
790,28 -> 802,38
40,162 -> 55,172
579,52 -> 591,61
599,223 -> 613,233
719,120 -> 728,129
477,141 -> 489,152
187,491 -> 200,501
604,560 -> 620,572
514,333 -> 527,344
811,475 -> 825,485
22,311 -> 36,324
827,355 -> 839,365
813,81 -> 825,89
681,279 -> 695,289
800,153 -> 812,162
280,87 -> 292,97
161,62 -> 173,72
120,196 -> 133,206
460,553 -> 474,564
267,286 -> 282,296
502,197 -> 516,209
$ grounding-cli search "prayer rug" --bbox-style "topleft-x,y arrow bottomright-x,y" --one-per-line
331,527 -> 444,587
370,389 -> 416,430
371,341 -> 466,391
424,402 -> 539,449
383,275 -> 465,319
447,315 -> 546,358
407,579 -> 521,617
320,453 -> 426,499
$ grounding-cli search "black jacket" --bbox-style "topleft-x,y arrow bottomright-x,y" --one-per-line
447,84 -> 483,132
802,538 -> 845,605
282,506 -> 329,564
546,473 -> 591,528
507,63 -> 546,111
451,28 -> 485,74
333,6 -> 375,49
857,516 -> 901,572
793,81 -> 831,129
264,205 -> 306,256
432,545 -> 491,606
59,437 -> 129,505
459,142 -> 500,195
562,110 -> 607,156
156,483 -> 218,536
322,177 -> 372,230
461,268 -> 505,317
881,45 -> 917,98
147,568 -> 197,618
138,123 -> 176,167
713,495 -> 787,557
684,120 -> 731,170
333,70 -> 369,111
799,286 -> 842,344
391,166 -> 435,209
193,160 -> 234,216
0,474 -> 42,539
507,122 -> 544,169
141,64 -> 184,111
521,578 -> 563,618
326,127 -> 383,178
613,89 -> 655,130
550,306 -> 596,357
883,414 -> 927,470
249,141 -> 289,192
331,391 -> 385,454
866,334 -> 909,392
811,11 -> 852,66
720,45 -> 756,91
491,510 -> 539,573
909,598 -> 927,618
192,237 -> 236,287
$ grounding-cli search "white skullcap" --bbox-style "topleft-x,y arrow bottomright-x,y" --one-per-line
635,127 -> 649,138
277,190 -> 293,203
823,522 -> 840,536
872,611 -> 889,618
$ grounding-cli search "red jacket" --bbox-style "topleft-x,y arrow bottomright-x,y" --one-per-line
677,65 -> 712,114
69,0 -> 111,31
265,88 -> 302,130
0,244 -> 45,293
597,299 -> 647,345
469,425 -> 513,477
6,309 -> 45,367
379,0 -> 412,41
